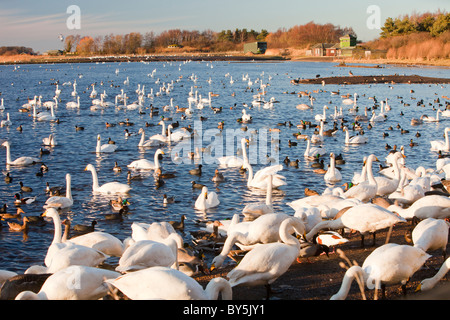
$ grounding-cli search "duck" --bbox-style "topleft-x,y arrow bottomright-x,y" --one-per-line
189,164 -> 203,176
105,266 -> 232,300
4,172 -> 12,184
227,217 -> 305,300
73,220 -> 97,234
19,181 -> 33,193
15,265 -> 120,300
7,216 -> 29,232
195,187 -> 220,210
113,162 -> 122,172
168,215 -> 186,231
2,141 -> 41,166
43,173 -> 73,209
297,241 -> 330,263
109,196 -> 130,212
211,169 -> 225,182
1,207 -> 24,219
163,194 -> 175,205
84,164 -> 131,194
14,193 -> 36,205
191,181 -> 206,189
331,243 -> 431,300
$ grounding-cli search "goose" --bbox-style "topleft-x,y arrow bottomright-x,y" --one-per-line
43,173 -> 73,209
343,126 -> 368,144
216,138 -> 249,168
342,154 -> 379,202
15,265 -> 120,300
430,127 -> 450,152
303,136 -> 326,160
61,219 -> 124,257
2,141 -> 41,166
115,237 -> 179,273
409,218 -> 449,259
66,96 -> 80,108
416,257 -> 450,292
127,149 -> 165,171
422,109 -> 442,122
324,153 -> 342,184
315,105 -> 328,122
331,243 -> 430,300
195,186 -> 220,210
227,217 -> 306,300
211,213 -> 291,268
305,203 -> 406,247
105,266 -> 232,300
242,174 -> 274,219
387,195 -> 450,221
243,163 -> 286,189
96,134 -> 118,153
42,208 -> 109,274
84,164 -> 131,194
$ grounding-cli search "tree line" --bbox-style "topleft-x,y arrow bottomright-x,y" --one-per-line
380,11 -> 449,38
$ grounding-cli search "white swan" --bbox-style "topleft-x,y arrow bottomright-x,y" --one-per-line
305,203 -> 406,246
311,121 -> 324,144
116,236 -> 179,273
194,186 -> 220,210
106,266 -> 232,300
216,138 -> 249,168
303,136 -> 326,160
411,218 -> 449,256
343,154 -> 378,202
331,243 -> 430,300
387,195 -> 450,220
42,208 -> 109,273
351,156 -> 367,184
315,105 -> 328,122
0,113 -> 12,127
374,152 -> 403,196
37,103 -> 57,122
241,109 -> 252,123
96,134 -> 118,153
66,96 -> 80,108
430,127 -> 450,152
43,173 -> 73,209
343,126 -> 368,144
416,257 -> 450,292
84,163 -> 131,194
388,168 -> 424,205
342,93 -> 357,105
127,149 -> 164,170
211,213 -> 290,268
2,141 -> 41,166
369,110 -> 386,122
42,134 -> 57,147
243,163 -> 286,189
422,109 -> 442,122
324,153 -> 342,183
15,265 -> 120,300
227,217 -> 305,299
242,175 -> 274,219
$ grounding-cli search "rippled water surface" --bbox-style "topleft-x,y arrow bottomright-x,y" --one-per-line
0,60 -> 449,272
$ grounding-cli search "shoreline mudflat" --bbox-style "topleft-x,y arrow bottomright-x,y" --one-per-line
291,74 -> 450,85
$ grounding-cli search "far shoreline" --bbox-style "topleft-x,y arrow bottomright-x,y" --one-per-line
0,52 -> 449,68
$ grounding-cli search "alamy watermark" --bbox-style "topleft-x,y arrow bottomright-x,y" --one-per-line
170,121 -> 280,166
366,5 -> 381,30
66,5 -> 81,30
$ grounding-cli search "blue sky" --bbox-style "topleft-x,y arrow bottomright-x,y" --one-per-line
1,0 -> 449,52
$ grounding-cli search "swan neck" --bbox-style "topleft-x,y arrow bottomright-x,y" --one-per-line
266,175 -> 273,205
279,218 -> 303,247
422,258 -> 450,290
4,143 -> 11,164
66,175 -> 72,200
331,265 -> 365,300
366,157 -> 376,185
51,213 -> 63,244
205,278 -> 232,300
96,137 -> 101,153
241,139 -> 249,165
154,151 -> 161,169
246,164 -> 254,185
89,167 -> 100,190
138,130 -> 145,146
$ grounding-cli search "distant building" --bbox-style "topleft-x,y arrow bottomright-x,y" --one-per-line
244,41 -> 267,54
167,44 -> 183,49
44,50 -> 63,56
338,34 -> 357,57
311,43 -> 338,57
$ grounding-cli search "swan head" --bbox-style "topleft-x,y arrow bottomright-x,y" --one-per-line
84,164 -> 95,172
1,141 -> 9,147
42,207 -> 59,218
97,134 -> 101,141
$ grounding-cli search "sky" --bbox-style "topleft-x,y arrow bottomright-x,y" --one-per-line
1,0 -> 449,53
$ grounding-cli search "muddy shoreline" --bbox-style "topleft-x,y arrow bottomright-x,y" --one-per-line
291,74 -> 450,85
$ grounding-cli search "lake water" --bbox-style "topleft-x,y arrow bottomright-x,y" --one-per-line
0,59 -> 449,273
